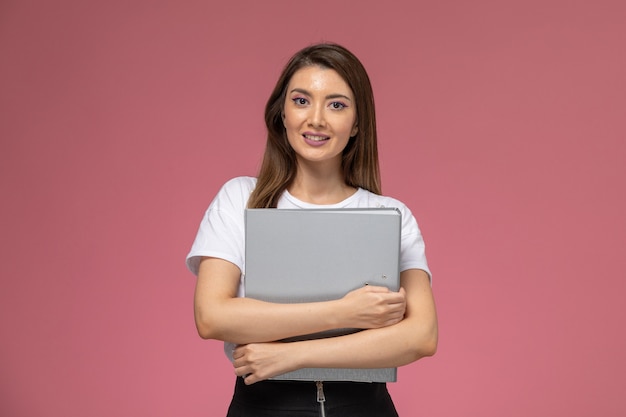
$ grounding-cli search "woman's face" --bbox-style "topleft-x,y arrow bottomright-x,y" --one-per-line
282,66 -> 358,169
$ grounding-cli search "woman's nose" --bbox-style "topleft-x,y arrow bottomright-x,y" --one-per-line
308,104 -> 326,127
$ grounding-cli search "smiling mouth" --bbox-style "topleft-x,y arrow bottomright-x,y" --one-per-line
303,134 -> 330,142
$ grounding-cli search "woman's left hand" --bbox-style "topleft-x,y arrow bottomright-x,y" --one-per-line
232,342 -> 298,385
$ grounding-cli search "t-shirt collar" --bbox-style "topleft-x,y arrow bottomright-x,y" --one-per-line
279,187 -> 364,209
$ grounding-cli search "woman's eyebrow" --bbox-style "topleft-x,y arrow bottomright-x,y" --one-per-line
326,93 -> 353,102
289,88 -> 353,102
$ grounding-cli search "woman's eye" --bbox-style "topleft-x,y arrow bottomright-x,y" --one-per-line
292,97 -> 308,106
330,102 -> 346,110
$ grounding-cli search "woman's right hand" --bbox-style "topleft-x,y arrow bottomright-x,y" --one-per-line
338,285 -> 406,329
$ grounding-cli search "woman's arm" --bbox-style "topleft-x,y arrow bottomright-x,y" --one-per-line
194,257 -> 408,344
232,269 -> 438,384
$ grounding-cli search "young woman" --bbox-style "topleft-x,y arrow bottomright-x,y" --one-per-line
187,43 -> 438,417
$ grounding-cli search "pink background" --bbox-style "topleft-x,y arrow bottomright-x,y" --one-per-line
1,1 -> 625,416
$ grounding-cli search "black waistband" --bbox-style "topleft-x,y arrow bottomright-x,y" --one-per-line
232,376 -> 389,408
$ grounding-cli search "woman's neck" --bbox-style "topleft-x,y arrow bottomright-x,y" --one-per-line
288,163 -> 356,205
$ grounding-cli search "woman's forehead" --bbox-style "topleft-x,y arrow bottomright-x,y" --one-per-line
287,66 -> 353,98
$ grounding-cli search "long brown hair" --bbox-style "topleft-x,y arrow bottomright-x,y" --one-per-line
248,43 -> 381,208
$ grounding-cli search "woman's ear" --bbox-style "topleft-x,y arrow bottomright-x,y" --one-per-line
351,124 -> 358,137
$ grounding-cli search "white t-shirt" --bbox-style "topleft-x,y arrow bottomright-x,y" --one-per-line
186,176 -> 431,360
187,176 -> 430,287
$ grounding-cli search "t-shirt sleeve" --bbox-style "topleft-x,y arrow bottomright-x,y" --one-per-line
185,177 -> 252,276
398,206 -> 431,280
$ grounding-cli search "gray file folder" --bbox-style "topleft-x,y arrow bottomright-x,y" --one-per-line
244,208 -> 402,382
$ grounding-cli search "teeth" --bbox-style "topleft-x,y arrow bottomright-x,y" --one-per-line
304,134 -> 328,141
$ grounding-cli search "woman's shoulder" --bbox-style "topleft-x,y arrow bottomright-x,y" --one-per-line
210,176 -> 257,209
355,188 -> 410,211
355,189 -> 421,228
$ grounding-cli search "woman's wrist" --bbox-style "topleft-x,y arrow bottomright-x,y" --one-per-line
324,298 -> 347,330
286,340 -> 310,370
